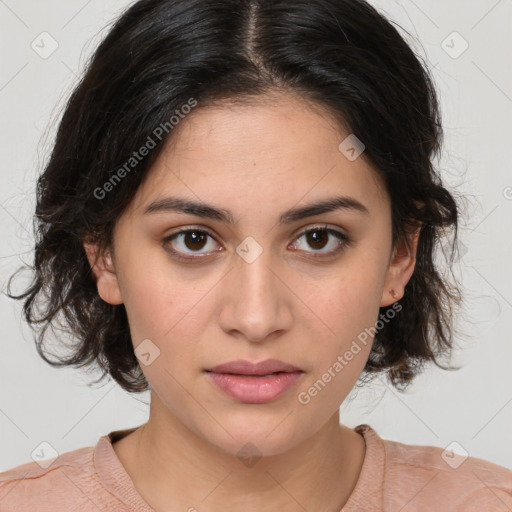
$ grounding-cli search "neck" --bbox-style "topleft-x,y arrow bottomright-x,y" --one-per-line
113,392 -> 365,512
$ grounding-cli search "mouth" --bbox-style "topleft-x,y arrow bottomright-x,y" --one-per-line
205,358 -> 303,376
206,371 -> 295,377
204,359 -> 304,403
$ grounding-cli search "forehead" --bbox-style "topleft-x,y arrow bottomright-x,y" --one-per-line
131,92 -> 389,217
160,93 -> 353,167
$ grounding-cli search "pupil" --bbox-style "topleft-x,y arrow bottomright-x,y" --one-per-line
307,229 -> 327,250
185,231 -> 207,251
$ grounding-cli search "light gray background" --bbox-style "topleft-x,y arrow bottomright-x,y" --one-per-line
1,0 -> 511,472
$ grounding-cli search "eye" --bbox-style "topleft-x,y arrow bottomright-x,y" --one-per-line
162,224 -> 351,262
162,228 -> 221,260
290,225 -> 351,257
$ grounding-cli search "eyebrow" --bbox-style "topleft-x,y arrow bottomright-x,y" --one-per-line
143,195 -> 369,224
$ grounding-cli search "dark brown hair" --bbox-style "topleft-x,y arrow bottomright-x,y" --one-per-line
8,0 -> 463,393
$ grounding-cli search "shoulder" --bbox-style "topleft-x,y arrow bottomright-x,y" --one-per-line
0,444 -> 99,511
381,433 -> 512,511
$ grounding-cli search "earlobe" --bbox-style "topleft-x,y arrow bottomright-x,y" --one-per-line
83,242 -> 123,305
380,225 -> 421,307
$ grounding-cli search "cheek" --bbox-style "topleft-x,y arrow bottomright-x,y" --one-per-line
296,281 -> 378,414
309,261 -> 385,338
116,242 -> 204,336
299,260 -> 385,386
118,265 -> 217,387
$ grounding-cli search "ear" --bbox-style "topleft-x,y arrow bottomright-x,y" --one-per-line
380,224 -> 421,307
83,241 -> 123,305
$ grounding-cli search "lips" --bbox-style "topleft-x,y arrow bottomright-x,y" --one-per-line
205,359 -> 304,403
205,358 -> 302,376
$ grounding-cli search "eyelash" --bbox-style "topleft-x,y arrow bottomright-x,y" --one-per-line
162,225 -> 352,262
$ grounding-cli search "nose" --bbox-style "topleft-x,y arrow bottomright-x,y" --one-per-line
218,242 -> 293,343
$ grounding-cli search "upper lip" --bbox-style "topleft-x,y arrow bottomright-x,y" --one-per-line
206,359 -> 302,376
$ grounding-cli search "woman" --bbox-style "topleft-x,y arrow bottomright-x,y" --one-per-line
1,0 -> 511,510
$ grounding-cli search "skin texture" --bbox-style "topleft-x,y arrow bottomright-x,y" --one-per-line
84,92 -> 419,512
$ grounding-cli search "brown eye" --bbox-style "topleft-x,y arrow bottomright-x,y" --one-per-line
293,227 -> 351,256
182,231 -> 208,251
163,228 -> 221,259
305,229 -> 329,250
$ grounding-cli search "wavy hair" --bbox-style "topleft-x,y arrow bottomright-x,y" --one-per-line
8,0 -> 463,392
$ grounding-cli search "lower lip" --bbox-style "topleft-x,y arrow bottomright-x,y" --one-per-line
206,371 -> 303,403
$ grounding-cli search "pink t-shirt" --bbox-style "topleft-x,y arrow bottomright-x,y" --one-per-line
1,424 -> 511,511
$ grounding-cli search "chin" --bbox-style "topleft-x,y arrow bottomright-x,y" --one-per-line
199,419 -> 303,460
215,436 -> 297,461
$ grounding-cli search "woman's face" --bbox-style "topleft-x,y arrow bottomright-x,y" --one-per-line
87,92 -> 417,457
